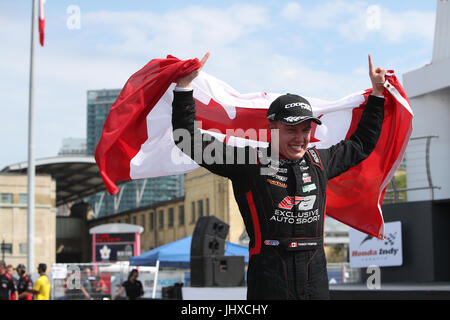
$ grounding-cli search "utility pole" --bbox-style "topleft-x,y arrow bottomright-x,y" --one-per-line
27,0 -> 37,272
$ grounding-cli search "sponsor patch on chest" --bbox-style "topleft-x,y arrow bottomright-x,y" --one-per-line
266,178 -> 287,188
302,183 -> 316,193
302,173 -> 311,183
269,208 -> 320,225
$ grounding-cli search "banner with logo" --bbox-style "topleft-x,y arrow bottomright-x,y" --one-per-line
96,243 -> 135,262
349,221 -> 402,268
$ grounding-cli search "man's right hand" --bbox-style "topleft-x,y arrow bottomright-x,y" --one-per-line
176,52 -> 210,88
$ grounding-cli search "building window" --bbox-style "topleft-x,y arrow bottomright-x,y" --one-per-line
197,200 -> 203,218
206,198 -> 210,216
168,208 -> 174,228
132,216 -> 137,225
19,243 -> 27,254
178,205 -> 185,226
158,210 -> 164,229
0,193 -> 13,204
149,212 -> 154,231
191,202 -> 195,223
141,214 -> 146,228
19,193 -> 28,204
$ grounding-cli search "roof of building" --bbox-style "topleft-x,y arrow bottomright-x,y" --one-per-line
1,156 -> 116,206
89,223 -> 144,234
87,196 -> 185,223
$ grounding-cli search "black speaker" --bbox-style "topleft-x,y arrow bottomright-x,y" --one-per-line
213,256 -> 245,287
190,256 -> 215,287
191,234 -> 225,257
193,216 -> 230,240
190,256 -> 245,287
191,216 -> 229,257
162,283 -> 183,300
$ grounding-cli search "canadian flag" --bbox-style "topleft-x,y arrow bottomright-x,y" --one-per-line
38,0 -> 45,46
95,56 -> 413,238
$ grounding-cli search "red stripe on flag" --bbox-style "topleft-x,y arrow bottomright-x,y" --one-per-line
326,73 -> 412,238
38,0 -> 45,46
38,18 -> 45,46
95,56 -> 202,195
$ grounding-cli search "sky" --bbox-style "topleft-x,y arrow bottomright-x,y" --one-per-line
0,0 -> 438,169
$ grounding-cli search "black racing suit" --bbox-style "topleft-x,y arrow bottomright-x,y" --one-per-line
172,90 -> 385,300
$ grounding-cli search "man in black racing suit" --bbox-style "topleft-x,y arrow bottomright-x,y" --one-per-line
172,53 -> 386,299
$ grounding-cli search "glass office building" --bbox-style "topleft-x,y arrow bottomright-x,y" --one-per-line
86,89 -> 184,218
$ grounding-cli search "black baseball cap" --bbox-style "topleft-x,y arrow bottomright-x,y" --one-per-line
16,264 -> 26,271
267,94 -> 322,126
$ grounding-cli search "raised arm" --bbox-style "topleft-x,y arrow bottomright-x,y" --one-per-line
171,53 -> 258,180
320,54 -> 386,179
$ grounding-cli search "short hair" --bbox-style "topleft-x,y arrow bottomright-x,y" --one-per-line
38,263 -> 47,272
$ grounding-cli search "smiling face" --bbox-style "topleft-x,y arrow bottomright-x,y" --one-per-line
269,120 -> 312,160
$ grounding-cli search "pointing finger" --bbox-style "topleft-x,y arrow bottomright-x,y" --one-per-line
200,52 -> 210,68
368,54 -> 374,74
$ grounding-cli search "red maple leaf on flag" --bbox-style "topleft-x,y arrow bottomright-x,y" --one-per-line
195,98 -> 323,144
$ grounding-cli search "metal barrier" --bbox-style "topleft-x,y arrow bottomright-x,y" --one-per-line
327,263 -> 361,284
50,262 -> 167,300
384,135 -> 440,204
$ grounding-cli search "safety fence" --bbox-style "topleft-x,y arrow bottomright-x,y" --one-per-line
384,135 -> 440,204
326,263 -> 360,284
50,262 -> 187,300
48,262 -> 358,299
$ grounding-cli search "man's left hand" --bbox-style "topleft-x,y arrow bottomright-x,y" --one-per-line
368,54 -> 386,96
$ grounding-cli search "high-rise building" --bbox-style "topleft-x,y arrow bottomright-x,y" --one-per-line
86,89 -> 184,218
58,137 -> 87,156
87,89 -> 121,156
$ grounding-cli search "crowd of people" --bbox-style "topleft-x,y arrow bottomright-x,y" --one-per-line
1,260 -> 145,300
0,260 -> 50,300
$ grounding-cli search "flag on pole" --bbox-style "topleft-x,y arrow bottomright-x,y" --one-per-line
95,55 -> 413,238
38,0 -> 45,46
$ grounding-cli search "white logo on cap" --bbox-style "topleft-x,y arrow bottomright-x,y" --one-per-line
283,116 -> 308,122
285,102 -> 311,111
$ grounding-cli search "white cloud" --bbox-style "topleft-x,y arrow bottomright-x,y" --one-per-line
0,1 -> 436,168
280,2 -> 303,22
76,4 -> 367,99
288,0 -> 435,44
379,9 -> 435,43
82,4 -> 271,57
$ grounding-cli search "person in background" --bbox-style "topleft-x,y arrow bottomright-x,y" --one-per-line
80,267 -> 94,300
0,261 -> 17,300
32,263 -> 51,300
6,264 -> 17,300
6,265 -> 15,279
92,273 -> 109,300
113,269 -> 144,300
16,264 -> 33,300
